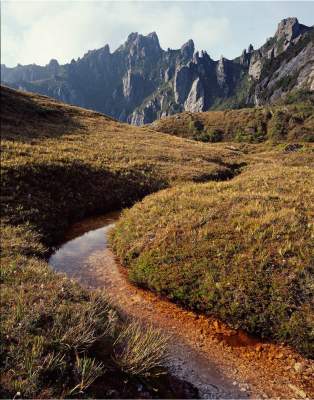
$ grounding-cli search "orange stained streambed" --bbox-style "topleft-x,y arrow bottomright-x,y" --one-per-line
49,213 -> 314,400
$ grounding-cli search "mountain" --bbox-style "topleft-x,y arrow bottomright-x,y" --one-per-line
1,17 -> 313,125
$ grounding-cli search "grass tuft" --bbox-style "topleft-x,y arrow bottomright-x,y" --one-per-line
113,320 -> 169,376
70,354 -> 105,395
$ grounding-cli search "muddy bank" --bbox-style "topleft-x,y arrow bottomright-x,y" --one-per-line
49,214 -> 314,399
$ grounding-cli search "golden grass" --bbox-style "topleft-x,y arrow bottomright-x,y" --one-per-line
151,104 -> 314,143
0,85 -> 243,397
1,86 -> 241,185
1,85 -> 313,397
111,159 -> 314,357
113,320 -> 169,376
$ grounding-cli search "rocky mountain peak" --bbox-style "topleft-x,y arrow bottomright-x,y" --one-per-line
147,31 -> 159,43
217,57 -> 228,87
239,48 -> 251,67
126,31 -> 161,50
47,59 -> 60,73
192,51 -> 200,63
126,32 -> 139,43
123,31 -> 162,61
275,17 -> 311,43
180,39 -> 195,59
48,59 -> 59,67
276,17 -> 299,40
2,18 -> 313,126
102,44 -> 110,54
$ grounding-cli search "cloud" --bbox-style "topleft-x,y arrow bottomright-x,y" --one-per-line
1,1 -> 231,66
1,1 -> 313,67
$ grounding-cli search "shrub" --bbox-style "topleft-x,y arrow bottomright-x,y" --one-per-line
235,129 -> 265,143
268,110 -> 289,139
235,130 -> 250,142
193,129 -> 223,143
188,118 -> 204,134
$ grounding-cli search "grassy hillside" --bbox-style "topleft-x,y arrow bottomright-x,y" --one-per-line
111,156 -> 314,358
151,98 -> 314,143
0,86 -> 242,398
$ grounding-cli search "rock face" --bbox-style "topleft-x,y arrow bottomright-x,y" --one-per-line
184,78 -> 205,112
1,18 -> 313,125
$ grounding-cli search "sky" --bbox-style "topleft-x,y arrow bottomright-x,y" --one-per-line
1,1 -> 314,67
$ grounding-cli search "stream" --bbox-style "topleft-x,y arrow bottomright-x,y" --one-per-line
49,213 -> 250,399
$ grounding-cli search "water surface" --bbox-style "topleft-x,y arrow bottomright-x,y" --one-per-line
49,212 -> 119,287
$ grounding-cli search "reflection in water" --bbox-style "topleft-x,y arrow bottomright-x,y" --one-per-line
49,212 -> 119,285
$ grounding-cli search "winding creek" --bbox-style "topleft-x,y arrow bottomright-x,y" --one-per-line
49,213 -> 313,399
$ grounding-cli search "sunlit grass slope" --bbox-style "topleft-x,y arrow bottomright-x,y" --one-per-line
1,86 -> 240,397
151,99 -> 314,143
111,154 -> 314,358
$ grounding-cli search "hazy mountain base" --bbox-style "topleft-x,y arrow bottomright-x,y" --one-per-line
0,86 -> 240,398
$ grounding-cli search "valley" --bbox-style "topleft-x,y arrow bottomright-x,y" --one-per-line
1,81 -> 313,398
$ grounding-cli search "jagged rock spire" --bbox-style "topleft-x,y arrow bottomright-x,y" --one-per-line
180,39 -> 194,59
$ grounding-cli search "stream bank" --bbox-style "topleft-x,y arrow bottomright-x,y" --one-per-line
49,214 -> 314,399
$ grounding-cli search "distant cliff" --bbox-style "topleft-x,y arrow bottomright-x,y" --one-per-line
2,17 -> 313,125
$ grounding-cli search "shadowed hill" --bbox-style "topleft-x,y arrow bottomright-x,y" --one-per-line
1,85 -> 240,184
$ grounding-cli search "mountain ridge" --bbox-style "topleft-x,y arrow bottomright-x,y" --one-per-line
1,17 -> 313,124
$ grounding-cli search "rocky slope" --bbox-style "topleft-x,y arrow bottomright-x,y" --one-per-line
1,17 -> 313,124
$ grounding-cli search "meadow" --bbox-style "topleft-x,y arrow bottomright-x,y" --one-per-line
0,86 -> 240,397
111,156 -> 314,357
1,86 -> 313,398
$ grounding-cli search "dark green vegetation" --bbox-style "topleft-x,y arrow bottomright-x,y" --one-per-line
1,86 -> 241,398
151,94 -> 314,143
111,155 -> 314,358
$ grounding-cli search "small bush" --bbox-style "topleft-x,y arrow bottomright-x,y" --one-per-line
194,129 -> 223,143
188,119 -> 204,133
235,127 -> 266,143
